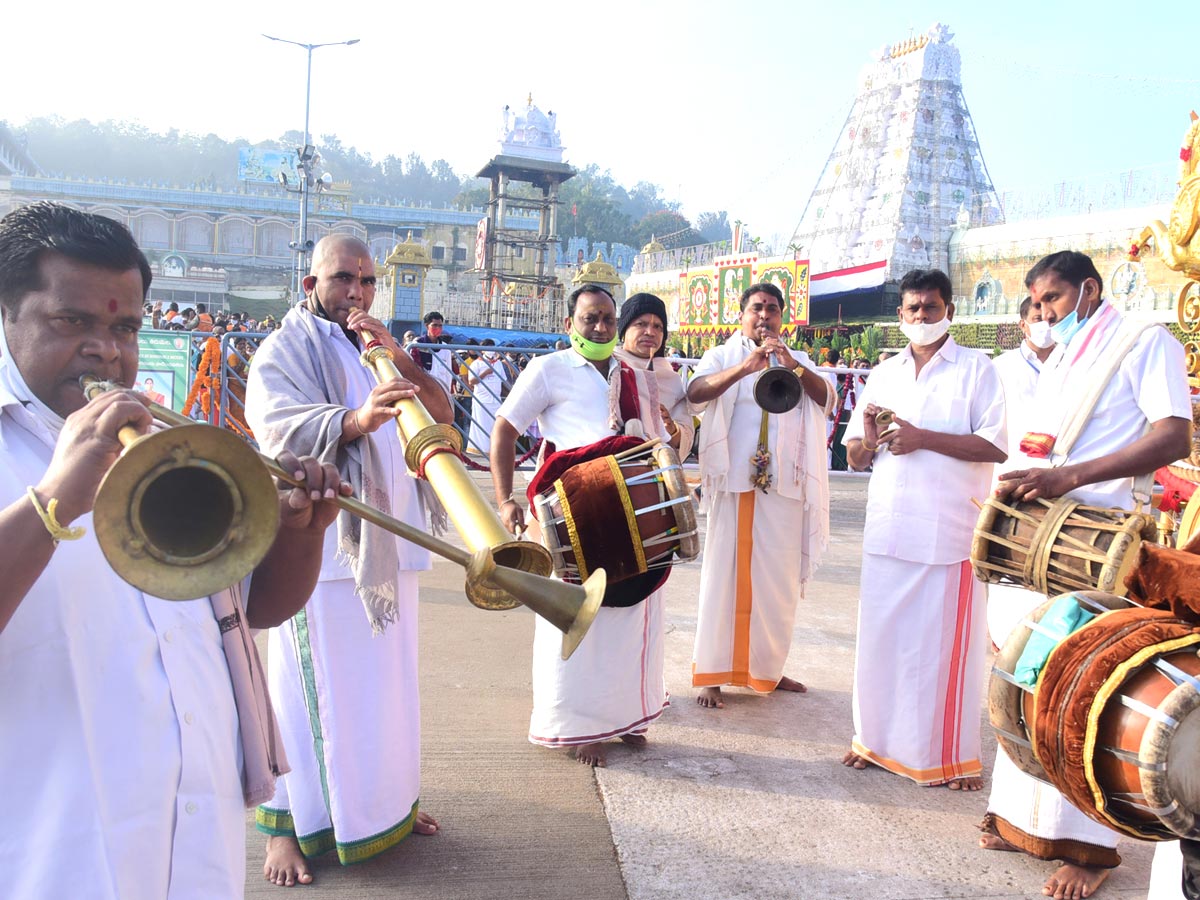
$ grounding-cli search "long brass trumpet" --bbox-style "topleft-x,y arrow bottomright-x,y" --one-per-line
83,376 -> 603,659
752,352 -> 804,414
360,337 -> 553,610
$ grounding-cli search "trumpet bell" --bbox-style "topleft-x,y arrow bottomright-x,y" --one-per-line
482,564 -> 606,660
93,424 -> 280,601
753,366 -> 803,414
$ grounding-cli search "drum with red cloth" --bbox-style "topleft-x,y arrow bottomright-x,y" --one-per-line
529,436 -> 699,607
990,589 -> 1200,840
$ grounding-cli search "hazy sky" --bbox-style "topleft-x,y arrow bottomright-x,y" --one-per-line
4,1 -> 1194,248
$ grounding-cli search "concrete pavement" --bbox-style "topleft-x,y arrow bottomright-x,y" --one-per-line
246,472 -> 1156,900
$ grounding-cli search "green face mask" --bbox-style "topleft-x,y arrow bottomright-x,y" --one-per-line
570,329 -> 617,361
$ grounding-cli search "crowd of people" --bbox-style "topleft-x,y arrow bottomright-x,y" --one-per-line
4,200 -> 1200,900
146,299 -> 278,336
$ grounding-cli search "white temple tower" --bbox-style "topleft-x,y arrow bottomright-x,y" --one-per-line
789,23 -> 1001,316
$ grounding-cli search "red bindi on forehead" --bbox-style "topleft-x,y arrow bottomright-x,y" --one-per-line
108,299 -> 118,313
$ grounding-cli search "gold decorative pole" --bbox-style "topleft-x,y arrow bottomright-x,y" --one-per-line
360,338 -> 552,608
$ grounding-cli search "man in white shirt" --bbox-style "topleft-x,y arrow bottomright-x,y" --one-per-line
0,202 -> 348,900
983,250 -> 1191,900
992,296 -> 1055,462
686,282 -> 833,708
842,268 -> 1007,791
985,296 -> 1056,668
490,284 -> 671,768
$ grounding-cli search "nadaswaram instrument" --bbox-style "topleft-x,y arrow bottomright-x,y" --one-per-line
359,336 -> 553,609
82,376 -> 603,660
752,351 -> 803,414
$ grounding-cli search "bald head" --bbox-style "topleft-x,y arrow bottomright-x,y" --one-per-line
310,234 -> 371,275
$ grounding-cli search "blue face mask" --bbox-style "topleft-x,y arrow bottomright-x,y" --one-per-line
1049,280 -> 1092,345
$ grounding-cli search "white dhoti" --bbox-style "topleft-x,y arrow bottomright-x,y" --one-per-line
1149,841 -> 1187,899
257,575 -> 422,864
851,554 -> 987,784
981,583 -> 1121,866
468,388 -> 501,455
692,489 -> 807,691
528,590 -> 668,746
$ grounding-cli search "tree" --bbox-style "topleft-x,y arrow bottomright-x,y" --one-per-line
696,210 -> 730,243
632,210 -> 702,250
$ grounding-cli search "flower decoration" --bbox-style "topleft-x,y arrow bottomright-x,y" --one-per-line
751,445 -> 772,493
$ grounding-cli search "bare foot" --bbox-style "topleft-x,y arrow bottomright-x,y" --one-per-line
263,834 -> 313,887
841,751 -> 869,770
414,810 -> 439,836
775,675 -> 808,693
1042,863 -> 1110,899
945,776 -> 984,791
979,833 -> 1019,852
575,742 -> 607,767
620,733 -> 648,747
697,686 -> 724,708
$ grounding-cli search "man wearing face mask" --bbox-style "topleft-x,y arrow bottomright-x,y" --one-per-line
842,268 -> 1007,791
983,297 -> 1055,664
980,251 -> 1191,900
490,284 -> 672,768
686,282 -> 833,710
992,296 -> 1055,463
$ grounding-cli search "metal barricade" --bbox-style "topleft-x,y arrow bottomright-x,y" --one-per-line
199,333 -> 873,474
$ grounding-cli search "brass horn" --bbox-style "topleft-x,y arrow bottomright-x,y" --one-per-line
82,377 -> 603,660
359,339 -> 553,610
752,352 -> 804,414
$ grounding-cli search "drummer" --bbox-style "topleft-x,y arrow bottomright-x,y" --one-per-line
983,250 -> 1192,900
490,284 -> 675,767
0,202 -> 351,898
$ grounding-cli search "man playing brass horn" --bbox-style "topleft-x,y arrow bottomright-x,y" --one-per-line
686,282 -> 833,709
0,202 -> 351,899
980,251 -> 1191,900
245,235 -> 449,886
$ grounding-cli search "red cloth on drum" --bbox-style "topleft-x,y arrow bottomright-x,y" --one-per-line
1127,543 -> 1200,621
527,434 -> 669,608
1033,608 -> 1200,826
525,434 -> 645,506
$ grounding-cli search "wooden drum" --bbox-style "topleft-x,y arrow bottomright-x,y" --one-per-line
972,496 -> 1157,597
989,590 -> 1133,782
990,589 -> 1200,840
531,438 -> 699,608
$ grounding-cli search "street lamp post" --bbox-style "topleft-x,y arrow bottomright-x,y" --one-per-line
262,34 -> 360,303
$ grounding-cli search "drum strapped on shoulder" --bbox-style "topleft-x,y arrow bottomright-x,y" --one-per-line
971,495 -> 1157,597
529,436 -> 700,608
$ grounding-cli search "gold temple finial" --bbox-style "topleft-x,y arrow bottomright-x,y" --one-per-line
527,92 -> 533,106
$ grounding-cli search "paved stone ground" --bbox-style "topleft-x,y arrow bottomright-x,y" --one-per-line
246,472 -> 1156,900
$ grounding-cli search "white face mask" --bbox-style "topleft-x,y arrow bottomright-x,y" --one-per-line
1026,320 -> 1055,349
899,315 -> 951,347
